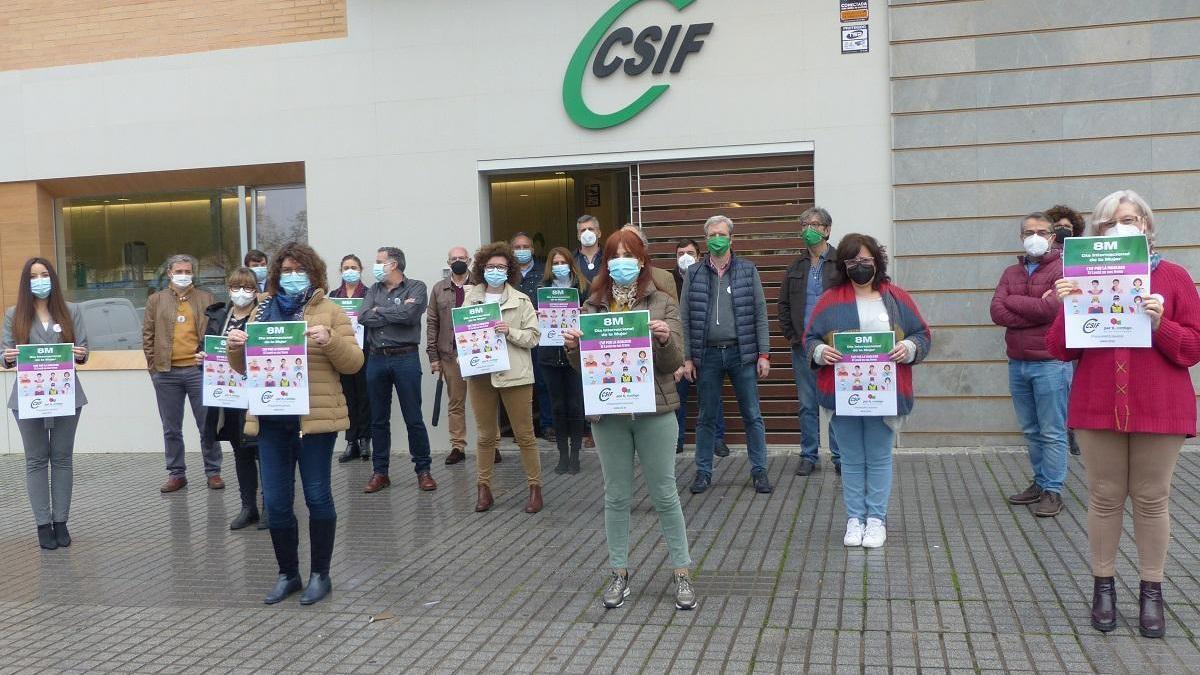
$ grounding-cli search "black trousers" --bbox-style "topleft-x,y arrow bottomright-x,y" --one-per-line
341,354 -> 371,443
542,362 -> 584,453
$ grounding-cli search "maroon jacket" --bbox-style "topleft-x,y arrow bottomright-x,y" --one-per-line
990,248 -> 1063,361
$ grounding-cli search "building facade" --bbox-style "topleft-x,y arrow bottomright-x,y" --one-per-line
0,0 -> 1195,452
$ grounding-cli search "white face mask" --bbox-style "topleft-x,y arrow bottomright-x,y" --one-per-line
1022,234 -> 1050,258
677,253 -> 696,271
1112,223 -> 1142,237
579,230 -> 598,247
171,274 -> 193,288
229,290 -> 255,307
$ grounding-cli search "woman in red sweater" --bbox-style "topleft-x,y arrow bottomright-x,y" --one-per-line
1048,190 -> 1200,639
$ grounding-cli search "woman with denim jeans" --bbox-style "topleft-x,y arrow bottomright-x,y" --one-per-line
538,247 -> 589,474
564,229 -> 696,611
227,243 -> 363,606
804,233 -> 931,549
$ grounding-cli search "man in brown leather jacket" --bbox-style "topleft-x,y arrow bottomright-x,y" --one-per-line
142,254 -> 222,493
427,246 -> 474,465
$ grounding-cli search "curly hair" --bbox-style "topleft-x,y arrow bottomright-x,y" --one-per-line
829,233 -> 890,291
1045,204 -> 1085,236
268,242 -> 329,295
470,242 -> 521,288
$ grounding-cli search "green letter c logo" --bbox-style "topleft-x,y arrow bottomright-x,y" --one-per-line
563,0 -> 696,129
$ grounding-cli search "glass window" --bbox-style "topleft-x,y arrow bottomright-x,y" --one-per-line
253,186 -> 308,260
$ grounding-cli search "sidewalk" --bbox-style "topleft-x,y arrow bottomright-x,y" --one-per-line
0,445 -> 1197,673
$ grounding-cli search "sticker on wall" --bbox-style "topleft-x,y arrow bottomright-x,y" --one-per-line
586,183 -> 602,208
839,0 -> 868,23
841,24 -> 869,54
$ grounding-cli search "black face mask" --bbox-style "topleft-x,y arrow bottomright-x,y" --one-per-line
1054,227 -> 1072,242
848,265 -> 876,285
450,261 -> 468,275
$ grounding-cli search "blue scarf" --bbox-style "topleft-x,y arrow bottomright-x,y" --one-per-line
263,289 -> 314,322
1151,252 -> 1163,271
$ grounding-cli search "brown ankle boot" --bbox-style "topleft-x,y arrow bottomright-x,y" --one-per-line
1139,580 -> 1165,638
1091,576 -> 1116,632
524,485 -> 543,514
474,484 -> 494,512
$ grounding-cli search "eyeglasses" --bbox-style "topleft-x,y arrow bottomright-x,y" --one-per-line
228,285 -> 256,293
1096,215 -> 1142,230
802,221 -> 828,229
484,265 -> 508,272
844,257 -> 875,269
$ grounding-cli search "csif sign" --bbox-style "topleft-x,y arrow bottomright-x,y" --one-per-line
563,0 -> 712,129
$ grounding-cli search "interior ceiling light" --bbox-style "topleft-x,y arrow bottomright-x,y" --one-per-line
728,202 -> 742,207
554,171 -> 566,175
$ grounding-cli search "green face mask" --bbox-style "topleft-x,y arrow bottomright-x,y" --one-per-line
706,235 -> 731,256
803,227 -> 824,247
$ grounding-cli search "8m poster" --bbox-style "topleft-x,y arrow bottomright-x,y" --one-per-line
1063,235 -> 1151,348
537,287 -> 580,347
451,303 -> 510,377
203,335 -> 248,409
16,343 -> 76,419
245,321 -> 310,415
832,331 -> 897,416
579,310 -> 655,415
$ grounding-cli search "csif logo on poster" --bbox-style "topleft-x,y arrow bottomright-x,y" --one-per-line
563,0 -> 712,129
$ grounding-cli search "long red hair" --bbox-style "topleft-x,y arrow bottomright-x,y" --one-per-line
587,229 -> 654,305
12,257 -> 75,345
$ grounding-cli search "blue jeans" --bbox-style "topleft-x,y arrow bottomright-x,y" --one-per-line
675,377 -> 725,446
532,347 -> 553,430
367,351 -> 432,476
792,345 -> 840,466
831,415 -> 895,522
257,416 -> 337,528
694,346 -> 767,476
1008,359 -> 1070,493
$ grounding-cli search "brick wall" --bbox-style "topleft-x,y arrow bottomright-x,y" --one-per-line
0,0 -> 347,72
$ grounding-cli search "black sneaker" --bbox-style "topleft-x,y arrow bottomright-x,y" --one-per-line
795,458 -> 816,476
752,469 -> 773,494
689,472 -> 711,494
714,441 -> 731,458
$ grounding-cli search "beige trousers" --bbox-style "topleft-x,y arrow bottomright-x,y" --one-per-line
1077,429 -> 1184,582
439,357 -> 468,451
467,379 -> 540,488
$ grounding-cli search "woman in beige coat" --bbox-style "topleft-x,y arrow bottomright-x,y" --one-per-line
227,243 -> 363,607
464,242 -> 543,514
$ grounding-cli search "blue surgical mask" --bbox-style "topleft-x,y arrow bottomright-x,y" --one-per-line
279,272 -> 310,296
341,269 -> 361,284
251,266 -> 268,282
372,262 -> 388,282
30,277 -> 52,299
552,264 -> 571,280
607,258 -> 641,286
514,249 -> 533,264
484,268 -> 508,288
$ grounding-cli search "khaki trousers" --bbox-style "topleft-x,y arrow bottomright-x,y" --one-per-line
467,379 -> 540,488
439,357 -> 468,451
1077,429 -> 1184,582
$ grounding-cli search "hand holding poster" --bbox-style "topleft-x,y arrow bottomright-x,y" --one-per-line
579,310 -> 655,415
536,287 -> 580,347
451,303 -> 510,377
329,298 -> 365,348
203,335 -> 248,409
1063,235 -> 1151,348
832,331 -> 897,417
17,343 -> 76,419
245,321 -> 309,415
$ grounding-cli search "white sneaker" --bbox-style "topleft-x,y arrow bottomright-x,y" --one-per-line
843,518 -> 864,546
862,518 -> 886,548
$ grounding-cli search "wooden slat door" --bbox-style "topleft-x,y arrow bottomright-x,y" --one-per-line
633,153 -> 815,445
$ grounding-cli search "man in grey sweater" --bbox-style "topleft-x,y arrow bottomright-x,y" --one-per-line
679,215 -> 773,495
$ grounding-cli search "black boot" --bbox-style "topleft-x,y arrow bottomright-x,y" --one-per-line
337,439 -> 361,463
1139,580 -> 1165,638
359,438 -> 371,461
37,524 -> 57,550
52,521 -> 71,548
554,429 -> 570,475
230,506 -> 260,530
265,528 -> 302,604
300,519 -> 336,605
568,447 -> 581,474
257,500 -> 269,530
1091,576 -> 1117,632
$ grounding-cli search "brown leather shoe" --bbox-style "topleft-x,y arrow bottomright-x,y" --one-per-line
524,485 -> 543,514
494,449 -> 502,463
207,475 -> 225,490
475,484 -> 494,512
445,448 -> 466,465
417,472 -> 437,491
1034,491 -> 1063,517
584,436 -> 595,449
363,474 -> 391,493
160,476 -> 188,493
1007,482 -> 1042,505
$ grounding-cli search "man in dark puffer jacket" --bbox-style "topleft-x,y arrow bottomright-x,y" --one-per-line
990,212 -> 1069,518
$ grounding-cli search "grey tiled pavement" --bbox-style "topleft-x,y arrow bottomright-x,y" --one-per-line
1,444 -> 1199,674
